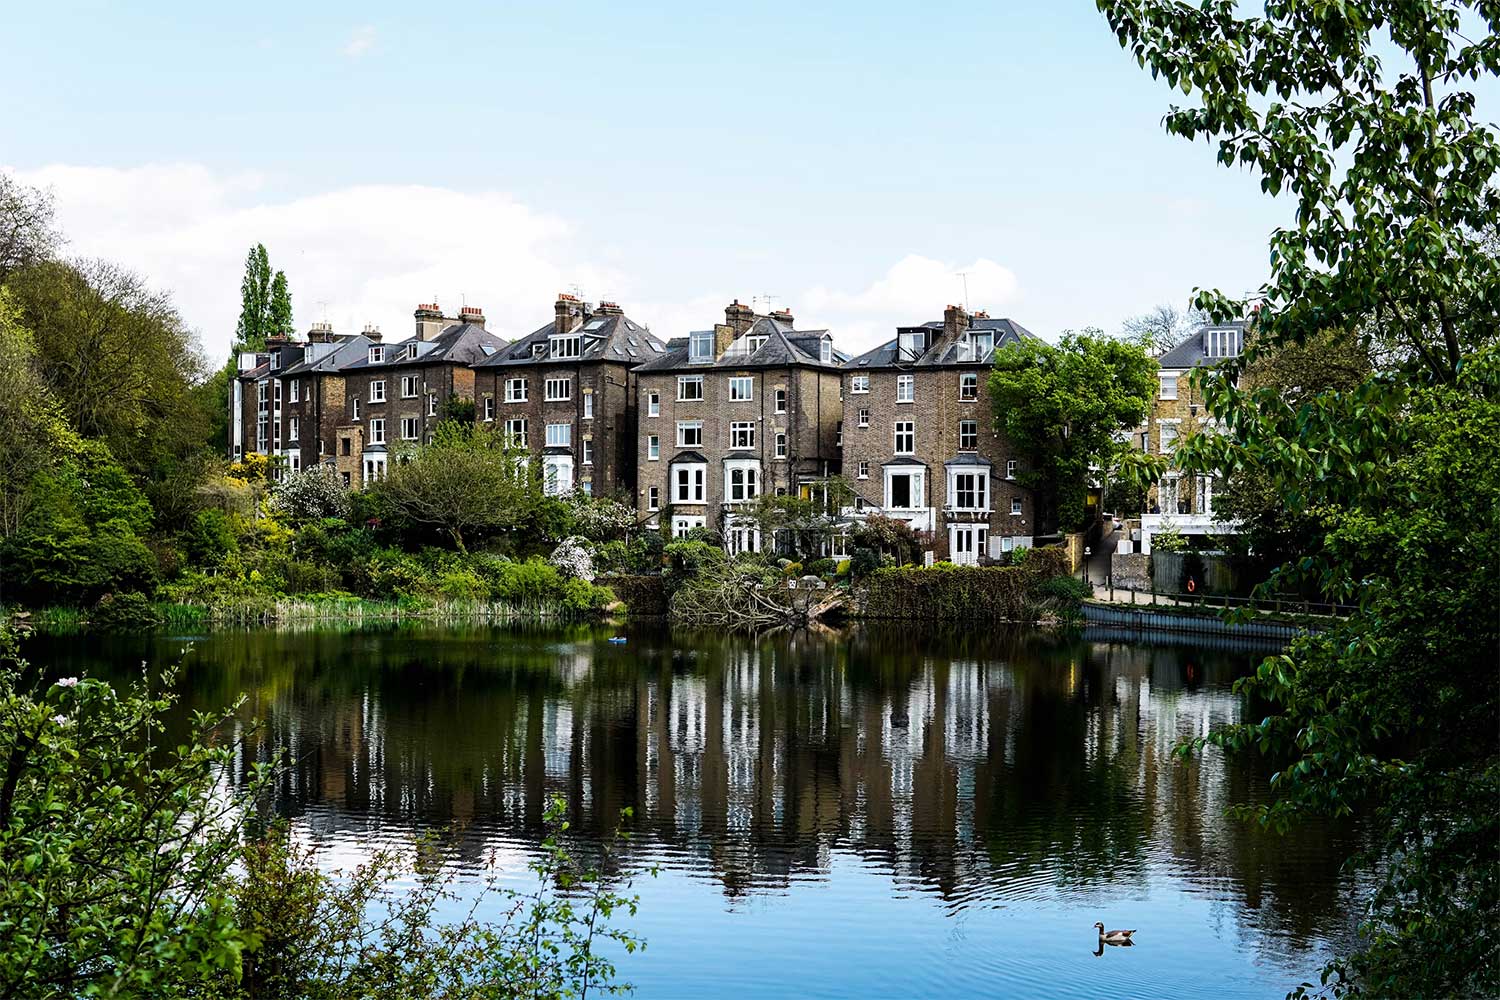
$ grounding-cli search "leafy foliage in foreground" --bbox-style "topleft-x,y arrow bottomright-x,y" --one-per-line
1098,1 -> 1500,995
0,626 -> 647,997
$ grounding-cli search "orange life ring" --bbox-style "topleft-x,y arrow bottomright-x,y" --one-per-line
1186,577 -> 1197,593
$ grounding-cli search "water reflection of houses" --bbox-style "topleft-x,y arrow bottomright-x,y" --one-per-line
220,626 -> 1356,952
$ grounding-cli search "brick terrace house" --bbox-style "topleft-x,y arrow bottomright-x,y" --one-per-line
470,294 -> 667,498
840,305 -> 1037,564
632,300 -> 846,549
1135,319 -> 1247,553
335,304 -> 508,487
229,322 -> 374,476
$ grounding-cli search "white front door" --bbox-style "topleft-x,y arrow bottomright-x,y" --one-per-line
949,525 -> 987,566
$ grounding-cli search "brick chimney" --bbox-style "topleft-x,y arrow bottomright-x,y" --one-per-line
306,321 -> 335,343
554,293 -> 587,334
415,303 -> 447,341
362,323 -> 382,343
943,303 -> 970,339
769,307 -> 795,327
594,301 -> 624,316
724,299 -> 756,335
459,305 -> 486,328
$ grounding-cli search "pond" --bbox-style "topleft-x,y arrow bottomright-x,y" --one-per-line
27,623 -> 1363,999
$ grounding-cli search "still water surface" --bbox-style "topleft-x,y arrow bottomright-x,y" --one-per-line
32,623 -> 1363,999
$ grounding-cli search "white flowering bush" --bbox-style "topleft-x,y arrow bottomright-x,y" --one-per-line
549,536 -> 595,582
564,493 -> 635,542
268,465 -> 351,525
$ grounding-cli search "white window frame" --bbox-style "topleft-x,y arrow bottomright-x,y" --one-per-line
401,375 -> 419,398
1159,373 -> 1179,400
288,415 -> 299,439
545,422 -> 572,447
648,435 -> 660,461
729,376 -> 753,401
672,462 -> 707,504
427,393 -> 438,416
582,438 -> 593,465
959,372 -> 979,401
401,417 -> 420,441
647,486 -> 661,511
894,420 -> 915,455
672,514 -> 706,537
351,398 -> 360,421
369,380 -> 386,403
542,454 -> 574,495
775,431 -> 787,458
1159,419 -> 1180,455
729,421 -> 755,450
857,460 -> 869,479
549,333 -> 582,360
506,377 -> 528,403
896,374 -> 915,403
689,331 -> 714,362
1010,497 -> 1023,515
677,375 -> 704,401
947,469 -> 989,512
724,459 -> 760,503
368,418 -> 386,444
851,374 -> 869,394
583,392 -> 594,419
883,465 -> 923,511
289,379 -> 300,402
959,419 -> 978,452
648,391 -> 660,417
483,397 -> 495,421
677,420 -> 703,448
774,388 -> 787,413
505,417 -> 528,448
1006,458 -> 1018,479
545,377 -> 572,402
368,346 -> 384,364
858,407 -> 870,428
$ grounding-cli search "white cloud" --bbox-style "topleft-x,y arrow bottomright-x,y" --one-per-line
12,163 -> 625,360
9,162 -> 1030,364
343,25 -> 377,58
802,254 -> 1022,354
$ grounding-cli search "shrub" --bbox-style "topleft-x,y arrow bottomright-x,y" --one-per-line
89,591 -> 161,631
804,558 -> 837,578
664,541 -> 725,578
183,509 -> 238,566
549,536 -> 595,582
836,558 -> 852,577
1034,574 -> 1091,604
437,568 -> 487,601
267,466 -> 351,525
849,547 -> 882,579
862,565 -> 1036,622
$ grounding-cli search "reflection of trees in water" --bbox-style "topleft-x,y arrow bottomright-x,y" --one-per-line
36,623 -> 1360,959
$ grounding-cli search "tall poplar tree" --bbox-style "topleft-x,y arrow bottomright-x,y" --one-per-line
234,244 -> 293,349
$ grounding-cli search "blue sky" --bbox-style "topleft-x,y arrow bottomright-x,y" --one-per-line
3,1 -> 1289,356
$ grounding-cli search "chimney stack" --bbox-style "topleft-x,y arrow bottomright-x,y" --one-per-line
363,323 -> 382,343
554,293 -> 587,334
306,321 -> 336,343
724,299 -> 756,336
943,303 -> 970,339
459,305 -> 486,329
768,308 -> 794,327
414,303 -> 446,341
594,300 -> 623,316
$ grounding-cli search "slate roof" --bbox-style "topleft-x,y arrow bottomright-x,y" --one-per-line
1156,320 -> 1249,370
844,317 -> 1038,370
341,323 -> 508,372
633,315 -> 848,372
280,336 -> 374,376
670,450 -> 708,464
474,312 -> 668,368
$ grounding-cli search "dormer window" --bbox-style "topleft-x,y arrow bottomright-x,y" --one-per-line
271,350 -> 282,370
1206,328 -> 1242,357
550,333 -> 582,359
897,329 -> 928,362
405,343 -> 418,360
531,342 -> 547,358
820,336 -> 832,363
689,330 -> 715,363
973,330 -> 994,359
368,346 -> 384,364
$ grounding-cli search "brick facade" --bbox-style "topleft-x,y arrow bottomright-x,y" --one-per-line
841,306 -> 1036,563
632,303 -> 844,543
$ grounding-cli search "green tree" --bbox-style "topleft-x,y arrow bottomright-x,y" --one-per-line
267,269 -> 294,340
234,243 -> 292,350
988,331 -> 1157,532
371,423 -> 538,552
1098,2 -> 1500,995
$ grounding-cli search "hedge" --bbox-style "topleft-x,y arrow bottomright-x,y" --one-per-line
598,574 -> 670,617
858,547 -> 1077,622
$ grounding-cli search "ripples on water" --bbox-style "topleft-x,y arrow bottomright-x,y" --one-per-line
31,623 -> 1367,1000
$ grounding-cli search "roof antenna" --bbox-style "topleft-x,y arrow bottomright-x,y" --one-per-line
957,272 -> 970,312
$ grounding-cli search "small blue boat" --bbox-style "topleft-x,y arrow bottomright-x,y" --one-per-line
607,636 -> 627,645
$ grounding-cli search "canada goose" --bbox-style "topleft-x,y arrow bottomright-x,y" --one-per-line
1094,922 -> 1136,945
